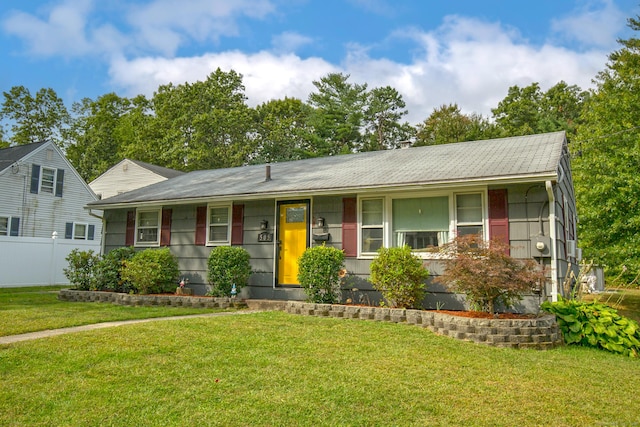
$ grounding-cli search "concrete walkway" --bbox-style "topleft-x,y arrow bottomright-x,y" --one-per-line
0,310 -> 261,345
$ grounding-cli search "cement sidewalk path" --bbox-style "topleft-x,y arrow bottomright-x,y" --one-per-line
0,310 -> 261,345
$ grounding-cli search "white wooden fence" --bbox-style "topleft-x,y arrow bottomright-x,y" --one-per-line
0,236 -> 101,287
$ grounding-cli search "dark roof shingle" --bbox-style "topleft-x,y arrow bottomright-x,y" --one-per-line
88,131 -> 567,208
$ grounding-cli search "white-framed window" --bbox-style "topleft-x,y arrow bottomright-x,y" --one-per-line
73,223 -> 88,240
207,204 -> 231,245
0,216 -> 19,237
40,167 -> 56,194
0,216 -> 9,236
455,193 -> 484,237
358,190 -> 486,257
136,209 -> 161,246
360,198 -> 384,254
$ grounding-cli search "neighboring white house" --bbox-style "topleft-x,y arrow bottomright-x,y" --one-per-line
0,141 -> 102,286
89,159 -> 184,200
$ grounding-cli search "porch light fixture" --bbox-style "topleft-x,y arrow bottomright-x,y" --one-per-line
260,219 -> 269,230
315,217 -> 325,228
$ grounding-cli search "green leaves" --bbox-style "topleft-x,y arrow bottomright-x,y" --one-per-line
207,246 -> 251,297
541,298 -> 640,358
369,245 -> 429,309
297,245 -> 345,304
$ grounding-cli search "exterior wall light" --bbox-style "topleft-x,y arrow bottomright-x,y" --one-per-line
260,219 -> 269,230
315,217 -> 325,228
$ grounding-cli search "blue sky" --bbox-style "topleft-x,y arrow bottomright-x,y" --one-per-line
1,0 -> 638,125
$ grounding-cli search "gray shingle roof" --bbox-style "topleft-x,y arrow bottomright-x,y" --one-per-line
88,131 -> 567,208
127,159 -> 186,179
0,142 -> 46,173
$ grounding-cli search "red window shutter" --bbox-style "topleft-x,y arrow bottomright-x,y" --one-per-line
125,210 -> 135,246
231,204 -> 244,245
160,208 -> 172,246
195,206 -> 207,246
488,189 -> 509,254
342,197 -> 357,257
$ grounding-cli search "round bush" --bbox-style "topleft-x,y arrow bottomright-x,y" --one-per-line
297,245 -> 345,304
121,248 -> 180,294
369,245 -> 429,308
94,246 -> 137,292
207,246 -> 251,297
64,249 -> 100,290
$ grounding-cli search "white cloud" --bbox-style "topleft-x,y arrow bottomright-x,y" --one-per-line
271,32 -> 314,54
551,0 -> 627,48
126,0 -> 276,56
109,14 -> 608,124
1,0 -> 94,57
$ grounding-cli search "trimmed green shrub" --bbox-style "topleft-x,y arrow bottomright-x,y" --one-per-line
121,248 -> 180,295
298,245 -> 345,304
369,245 -> 429,308
541,298 -> 640,358
64,249 -> 100,290
94,246 -> 136,292
435,235 -> 546,313
207,246 -> 251,297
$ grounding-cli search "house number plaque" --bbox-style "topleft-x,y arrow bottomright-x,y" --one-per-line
258,232 -> 274,242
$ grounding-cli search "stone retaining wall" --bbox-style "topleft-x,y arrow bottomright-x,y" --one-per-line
275,301 -> 563,350
58,291 -> 562,350
58,289 -> 246,309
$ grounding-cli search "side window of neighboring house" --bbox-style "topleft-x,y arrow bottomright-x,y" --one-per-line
65,222 -> 95,240
30,164 -> 64,197
0,216 -> 20,237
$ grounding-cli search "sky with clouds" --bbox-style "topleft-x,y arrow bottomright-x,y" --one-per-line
1,0 -> 638,125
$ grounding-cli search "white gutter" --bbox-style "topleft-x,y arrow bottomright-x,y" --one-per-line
546,181 -> 558,302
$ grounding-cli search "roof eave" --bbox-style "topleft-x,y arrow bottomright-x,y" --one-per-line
85,171 -> 558,210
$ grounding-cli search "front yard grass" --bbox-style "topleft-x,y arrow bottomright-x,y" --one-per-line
582,287 -> 640,323
1,309 -> 639,425
0,286 -> 220,336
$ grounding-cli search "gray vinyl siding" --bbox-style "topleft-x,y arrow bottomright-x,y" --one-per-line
0,144 -> 101,239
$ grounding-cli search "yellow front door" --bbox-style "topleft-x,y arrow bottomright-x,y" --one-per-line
277,202 -> 309,285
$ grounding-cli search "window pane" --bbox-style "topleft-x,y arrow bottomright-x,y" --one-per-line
0,217 -> 7,236
138,228 -> 158,242
41,168 -> 55,193
393,196 -> 449,232
210,207 -> 229,225
139,211 -> 158,227
286,207 -> 305,223
209,226 -> 229,242
457,194 -> 482,223
457,225 -> 483,237
362,199 -> 383,226
74,223 -> 86,240
362,228 -> 383,252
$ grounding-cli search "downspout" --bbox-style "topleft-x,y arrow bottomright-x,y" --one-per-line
545,181 -> 558,302
88,208 -> 106,255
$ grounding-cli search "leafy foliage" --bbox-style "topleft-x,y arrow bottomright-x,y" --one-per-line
121,248 -> 180,295
541,298 -> 640,358
573,15 -> 640,283
207,246 -> 252,297
435,235 -> 546,314
415,103 -> 499,146
94,246 -> 137,293
369,245 -> 429,309
297,245 -> 345,304
0,86 -> 71,146
63,249 -> 100,290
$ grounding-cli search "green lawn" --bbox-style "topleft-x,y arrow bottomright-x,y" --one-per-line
1,287 -> 639,426
0,286 -> 221,336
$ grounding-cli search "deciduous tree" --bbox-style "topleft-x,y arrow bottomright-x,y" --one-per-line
573,14 -> 640,282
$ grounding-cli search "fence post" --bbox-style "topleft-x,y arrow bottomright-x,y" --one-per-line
50,231 -> 58,285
